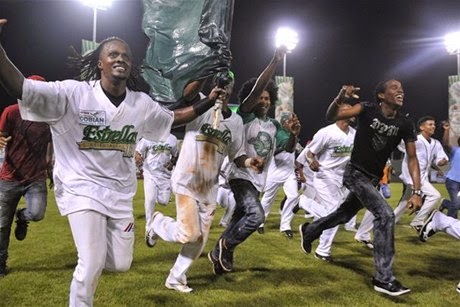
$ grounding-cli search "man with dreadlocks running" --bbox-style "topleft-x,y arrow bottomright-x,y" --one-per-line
0,19 -> 225,306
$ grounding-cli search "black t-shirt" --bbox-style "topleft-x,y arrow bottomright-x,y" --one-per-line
350,102 -> 416,179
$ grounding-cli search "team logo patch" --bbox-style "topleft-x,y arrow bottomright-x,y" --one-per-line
79,110 -> 106,126
248,131 -> 273,158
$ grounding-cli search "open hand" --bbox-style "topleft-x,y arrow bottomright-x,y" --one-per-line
283,113 -> 301,136
336,85 -> 360,103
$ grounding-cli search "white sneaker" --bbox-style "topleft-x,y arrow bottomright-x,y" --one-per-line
456,281 -> 460,294
145,212 -> 160,247
355,238 -> 374,249
419,209 -> 437,242
165,281 -> 193,293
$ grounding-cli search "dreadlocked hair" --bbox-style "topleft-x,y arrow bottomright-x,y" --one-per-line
67,37 -> 146,92
238,77 -> 278,105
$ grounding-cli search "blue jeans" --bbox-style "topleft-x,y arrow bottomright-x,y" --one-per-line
0,179 -> 48,263
217,178 -> 265,250
302,163 -> 396,283
445,178 -> 460,218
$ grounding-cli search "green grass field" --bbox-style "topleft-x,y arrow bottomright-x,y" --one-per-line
1,182 -> 459,306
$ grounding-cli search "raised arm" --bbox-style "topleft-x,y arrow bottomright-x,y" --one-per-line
172,86 -> 223,127
0,19 -> 25,99
239,47 -> 286,113
441,120 -> 452,154
325,85 -> 362,122
282,113 -> 301,153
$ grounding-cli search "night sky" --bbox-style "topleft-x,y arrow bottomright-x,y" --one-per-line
1,0 -> 460,142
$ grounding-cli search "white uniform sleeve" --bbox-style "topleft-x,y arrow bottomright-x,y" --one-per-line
433,139 -> 449,164
142,98 -> 174,143
307,127 -> 327,156
170,134 -> 178,157
136,138 -> 148,157
19,79 -> 79,123
227,115 -> 246,162
296,147 -> 308,166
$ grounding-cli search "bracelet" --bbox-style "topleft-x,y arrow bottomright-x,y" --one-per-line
411,189 -> 422,197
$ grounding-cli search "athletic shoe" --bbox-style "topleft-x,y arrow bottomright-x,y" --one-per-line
456,281 -> 460,294
419,209 -> 438,242
355,239 -> 374,249
165,281 -> 193,293
299,223 -> 312,254
314,252 -> 333,263
257,226 -> 264,234
218,238 -> 233,272
14,208 -> 28,241
145,212 -> 160,247
372,278 -> 411,296
208,251 -> 224,275
281,230 -> 293,239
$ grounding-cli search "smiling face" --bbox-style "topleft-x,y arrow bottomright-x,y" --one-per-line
97,39 -> 133,84
254,90 -> 271,118
378,80 -> 404,108
419,119 -> 436,137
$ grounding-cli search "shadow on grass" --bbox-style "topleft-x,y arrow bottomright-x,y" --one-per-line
10,250 -> 77,272
407,253 -> 460,281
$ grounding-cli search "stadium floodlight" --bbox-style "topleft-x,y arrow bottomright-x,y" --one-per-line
81,0 -> 112,10
444,31 -> 460,75
81,0 -> 113,42
275,27 -> 298,76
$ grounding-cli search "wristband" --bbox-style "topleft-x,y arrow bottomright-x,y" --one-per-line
412,189 -> 422,197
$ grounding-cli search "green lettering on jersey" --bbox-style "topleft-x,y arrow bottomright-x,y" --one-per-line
195,123 -> 232,154
78,125 -> 138,157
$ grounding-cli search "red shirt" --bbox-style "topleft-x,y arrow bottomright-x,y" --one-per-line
0,104 -> 51,183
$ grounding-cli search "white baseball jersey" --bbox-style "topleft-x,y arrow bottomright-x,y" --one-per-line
266,151 -> 296,183
297,146 -> 315,184
172,108 -> 245,204
19,79 -> 174,218
399,134 -> 448,184
218,156 -> 233,187
228,113 -> 279,192
136,134 -> 178,180
307,123 -> 355,185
